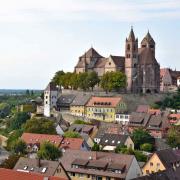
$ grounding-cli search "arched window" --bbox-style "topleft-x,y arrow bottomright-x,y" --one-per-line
133,45 -> 136,51
127,44 -> 130,50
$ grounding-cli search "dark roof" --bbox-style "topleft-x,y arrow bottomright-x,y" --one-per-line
69,124 -> 94,135
136,105 -> 149,113
138,48 -> 158,65
60,150 -> 135,179
80,47 -> 103,58
141,31 -> 155,45
110,55 -> 125,67
156,149 -> 180,169
14,157 -> 60,176
99,133 -> 129,146
132,167 -> 180,180
57,94 -> 76,107
127,27 -> 136,41
94,122 -> 124,139
129,112 -> 151,127
45,82 -> 58,91
71,94 -> 91,106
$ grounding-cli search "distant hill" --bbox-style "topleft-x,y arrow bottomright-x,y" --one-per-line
0,89 -> 42,96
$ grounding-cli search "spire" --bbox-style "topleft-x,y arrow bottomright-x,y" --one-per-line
128,26 -> 135,41
142,31 -> 155,44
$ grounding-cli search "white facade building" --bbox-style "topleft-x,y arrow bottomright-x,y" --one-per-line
115,114 -> 130,125
44,82 -> 58,117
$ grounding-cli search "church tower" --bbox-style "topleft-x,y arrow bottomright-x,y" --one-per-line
125,27 -> 138,92
141,31 -> 155,56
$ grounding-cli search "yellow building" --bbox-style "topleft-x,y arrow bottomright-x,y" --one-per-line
70,94 -> 91,117
86,96 -> 127,122
142,149 -> 180,175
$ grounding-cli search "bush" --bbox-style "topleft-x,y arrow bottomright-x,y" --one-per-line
64,131 -> 81,138
134,150 -> 147,162
37,142 -> 62,161
140,143 -> 153,152
11,139 -> 27,155
92,143 -> 100,151
73,119 -> 91,125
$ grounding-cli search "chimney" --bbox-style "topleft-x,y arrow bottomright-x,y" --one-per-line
93,151 -> 97,160
37,158 -> 41,168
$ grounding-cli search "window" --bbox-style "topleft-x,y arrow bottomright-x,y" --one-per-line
150,162 -> 153,166
109,62 -> 111,65
70,172 -> 75,176
106,177 -> 111,180
146,170 -> 150,174
127,44 -> 130,50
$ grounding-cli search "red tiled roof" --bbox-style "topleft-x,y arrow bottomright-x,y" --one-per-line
86,96 -> 122,107
0,168 -> 67,180
136,105 -> 149,113
21,133 -> 63,147
148,108 -> 161,115
169,114 -> 180,119
60,137 -> 84,150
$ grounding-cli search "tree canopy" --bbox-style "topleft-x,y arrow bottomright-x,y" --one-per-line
11,139 -> 27,155
100,71 -> 126,93
167,125 -> 180,148
0,103 -> 11,118
9,112 -> 30,130
64,131 -> 81,138
132,128 -> 154,149
37,142 -> 62,161
23,117 -> 56,134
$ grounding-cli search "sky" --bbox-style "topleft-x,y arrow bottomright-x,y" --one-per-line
0,0 -> 180,89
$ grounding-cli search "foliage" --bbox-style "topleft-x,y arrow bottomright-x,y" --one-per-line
23,118 -> 56,134
11,139 -> 27,155
51,70 -> 65,87
154,90 -> 180,110
140,143 -> 153,152
9,112 -> 30,130
92,143 -> 100,151
0,103 -> 11,118
0,154 -> 21,169
167,125 -> 180,148
6,129 -> 24,151
64,131 -> 81,138
100,71 -> 126,92
37,141 -> 62,161
115,147 -> 147,162
132,128 -> 154,149
86,71 -> 100,91
77,72 -> 89,91
73,119 -> 91,125
20,104 -> 36,113
115,144 -> 127,153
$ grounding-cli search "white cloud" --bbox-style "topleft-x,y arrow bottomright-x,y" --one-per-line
0,0 -> 180,23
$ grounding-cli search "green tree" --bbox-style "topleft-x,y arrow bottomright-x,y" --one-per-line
52,70 -> 65,87
64,131 -> 81,138
132,128 -> 154,149
23,117 -> 56,134
11,139 -> 27,155
115,144 -> 127,153
0,103 -> 11,118
0,154 -> 21,169
77,72 -> 89,91
100,71 -> 113,93
73,119 -> 91,125
70,73 -> 79,90
87,72 -> 99,91
92,143 -> 100,151
61,72 -> 74,89
7,129 -> 24,151
9,112 -> 30,130
167,125 -> 180,148
37,142 -> 62,161
140,143 -> 153,152
111,71 -> 127,91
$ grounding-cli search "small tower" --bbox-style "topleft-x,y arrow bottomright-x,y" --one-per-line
44,82 -> 58,117
141,31 -> 155,56
125,27 -> 138,92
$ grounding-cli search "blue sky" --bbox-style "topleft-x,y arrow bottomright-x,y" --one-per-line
0,0 -> 180,89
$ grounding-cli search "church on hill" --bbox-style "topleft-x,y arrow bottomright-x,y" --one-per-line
74,28 -> 160,93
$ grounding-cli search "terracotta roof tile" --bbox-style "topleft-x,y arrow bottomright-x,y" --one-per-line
0,168 -> 67,180
21,133 -> 63,147
60,138 -> 84,150
86,96 -> 122,107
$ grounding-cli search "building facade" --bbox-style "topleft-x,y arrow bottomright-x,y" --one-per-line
75,28 -> 160,93
44,82 -> 58,117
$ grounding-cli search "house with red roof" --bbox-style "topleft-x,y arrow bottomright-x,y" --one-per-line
0,168 -> 68,180
21,133 -> 89,153
86,96 -> 127,122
